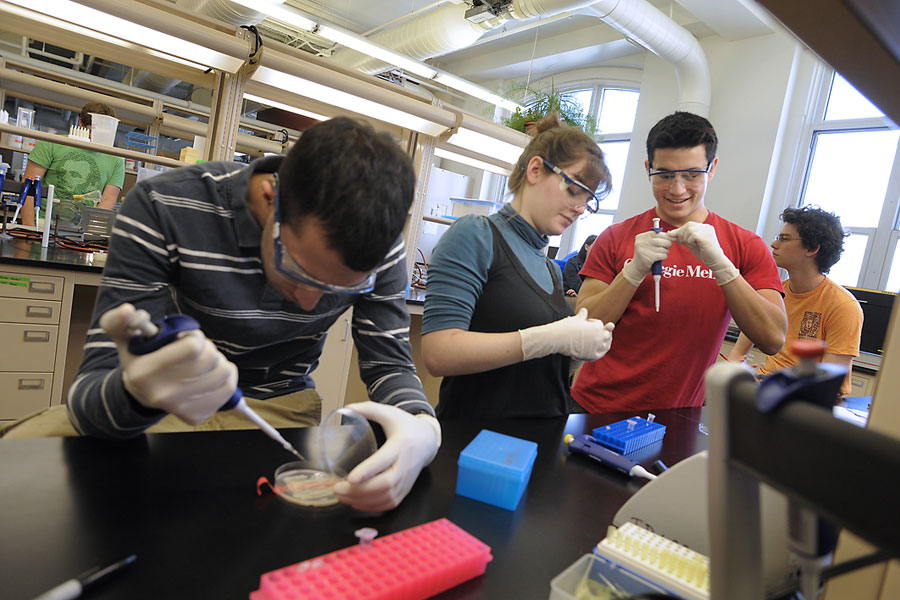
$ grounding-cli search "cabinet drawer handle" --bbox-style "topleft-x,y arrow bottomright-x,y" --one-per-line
23,330 -> 52,342
25,305 -> 54,318
342,318 -> 350,342
28,280 -> 56,294
18,378 -> 46,390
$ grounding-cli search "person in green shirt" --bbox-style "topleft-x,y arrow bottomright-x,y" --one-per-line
21,101 -> 125,226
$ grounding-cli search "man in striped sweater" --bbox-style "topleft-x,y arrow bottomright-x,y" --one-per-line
66,118 -> 439,511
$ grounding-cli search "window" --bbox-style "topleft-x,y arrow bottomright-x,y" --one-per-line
798,72 -> 900,290
548,86 -> 639,254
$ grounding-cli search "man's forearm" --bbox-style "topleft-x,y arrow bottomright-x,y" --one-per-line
722,279 -> 786,355
576,273 -> 639,323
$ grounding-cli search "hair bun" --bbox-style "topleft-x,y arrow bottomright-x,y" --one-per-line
534,111 -> 562,135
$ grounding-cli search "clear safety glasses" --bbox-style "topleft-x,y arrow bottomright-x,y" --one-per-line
647,162 -> 712,188
542,159 -> 601,213
273,184 -> 376,294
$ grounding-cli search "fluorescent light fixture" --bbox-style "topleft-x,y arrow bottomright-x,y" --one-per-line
433,72 -> 523,113
251,66 -> 448,136
1,2 -> 210,72
3,0 -> 243,72
228,0 -> 316,31
243,93 -> 328,122
238,0 -> 522,113
446,128 -> 525,164
434,147 -> 512,176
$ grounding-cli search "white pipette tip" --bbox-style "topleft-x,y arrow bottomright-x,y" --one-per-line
629,465 -> 657,481
234,398 -> 306,461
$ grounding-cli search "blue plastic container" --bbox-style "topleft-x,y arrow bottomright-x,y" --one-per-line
592,417 -> 667,455
456,430 -> 538,511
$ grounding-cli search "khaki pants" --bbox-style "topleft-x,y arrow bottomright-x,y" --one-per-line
0,390 -> 322,439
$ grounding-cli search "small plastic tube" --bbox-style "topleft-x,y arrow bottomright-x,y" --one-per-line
355,527 -> 378,549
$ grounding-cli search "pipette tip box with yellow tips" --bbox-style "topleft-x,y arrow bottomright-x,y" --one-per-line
249,518 -> 492,600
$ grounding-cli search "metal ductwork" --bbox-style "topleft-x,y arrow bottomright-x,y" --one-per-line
174,0 -> 283,27
578,0 -> 711,115
333,0 -> 711,116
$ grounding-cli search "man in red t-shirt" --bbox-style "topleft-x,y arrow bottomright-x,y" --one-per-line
573,112 -> 787,412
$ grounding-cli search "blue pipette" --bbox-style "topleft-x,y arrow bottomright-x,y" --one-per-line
127,314 -> 305,460
651,217 -> 662,312
564,433 -> 656,480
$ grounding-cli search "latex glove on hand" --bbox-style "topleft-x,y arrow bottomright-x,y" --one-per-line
520,308 -> 615,362
621,229 -> 673,286
669,222 -> 740,286
332,401 -> 441,512
100,303 -> 238,425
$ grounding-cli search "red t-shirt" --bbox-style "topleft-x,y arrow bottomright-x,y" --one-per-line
572,208 -> 784,412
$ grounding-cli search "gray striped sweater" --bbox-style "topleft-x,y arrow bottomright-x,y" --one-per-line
67,155 -> 432,439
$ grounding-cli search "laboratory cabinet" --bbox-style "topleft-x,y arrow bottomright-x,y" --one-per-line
0,269 -> 63,420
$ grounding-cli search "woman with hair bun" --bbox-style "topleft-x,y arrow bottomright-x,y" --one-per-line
422,113 -> 616,418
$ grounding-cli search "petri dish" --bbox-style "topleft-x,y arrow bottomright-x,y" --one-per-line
272,461 -> 342,508
270,407 -> 377,508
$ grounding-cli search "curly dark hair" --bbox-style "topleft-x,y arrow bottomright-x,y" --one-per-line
646,111 -> 717,168
278,118 -> 415,272
780,205 -> 847,273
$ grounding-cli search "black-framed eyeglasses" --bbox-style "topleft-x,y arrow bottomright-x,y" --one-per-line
273,182 -> 377,294
647,162 -> 712,187
541,159 -> 601,213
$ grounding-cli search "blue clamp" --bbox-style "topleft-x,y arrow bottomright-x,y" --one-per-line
756,362 -> 846,413
126,314 -> 241,410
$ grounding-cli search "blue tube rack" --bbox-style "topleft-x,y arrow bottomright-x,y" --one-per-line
592,417 -> 667,455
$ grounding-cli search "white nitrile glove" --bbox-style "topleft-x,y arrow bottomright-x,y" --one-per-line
670,222 -> 740,286
100,303 -> 238,425
621,230 -> 673,287
519,308 -> 615,362
332,401 -> 441,512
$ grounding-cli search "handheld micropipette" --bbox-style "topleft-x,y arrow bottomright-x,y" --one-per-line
127,314 -> 306,461
564,433 -> 656,480
10,176 -> 33,225
651,217 -> 662,312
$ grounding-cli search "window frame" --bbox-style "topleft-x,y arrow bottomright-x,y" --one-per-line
790,69 -> 900,290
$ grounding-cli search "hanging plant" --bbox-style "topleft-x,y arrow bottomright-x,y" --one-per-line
501,82 -> 598,138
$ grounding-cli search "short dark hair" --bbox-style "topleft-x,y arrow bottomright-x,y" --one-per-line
277,118 -> 415,271
80,102 -> 115,127
577,234 -> 598,262
780,205 -> 847,273
646,111 -> 718,168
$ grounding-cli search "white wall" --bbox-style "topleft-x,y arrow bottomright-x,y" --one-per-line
616,30 -> 801,235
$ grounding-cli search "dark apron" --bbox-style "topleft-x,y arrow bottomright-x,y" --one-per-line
436,219 -> 575,419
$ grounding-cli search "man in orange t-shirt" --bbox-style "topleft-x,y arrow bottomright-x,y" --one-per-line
728,206 -> 863,396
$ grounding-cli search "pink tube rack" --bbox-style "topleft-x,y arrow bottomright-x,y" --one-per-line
249,518 -> 492,600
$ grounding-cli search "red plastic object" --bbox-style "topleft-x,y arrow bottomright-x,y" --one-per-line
791,339 -> 826,359
249,518 -> 492,600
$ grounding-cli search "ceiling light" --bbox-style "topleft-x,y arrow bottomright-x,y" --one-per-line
3,0 -> 244,72
238,0 -> 522,113
433,72 -> 523,113
434,147 -> 512,176
251,66 -> 448,136
243,93 -> 328,122
446,128 -> 525,164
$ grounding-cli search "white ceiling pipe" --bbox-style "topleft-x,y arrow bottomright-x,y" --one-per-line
578,0 -> 711,115
174,0 -> 282,27
335,2 -> 494,74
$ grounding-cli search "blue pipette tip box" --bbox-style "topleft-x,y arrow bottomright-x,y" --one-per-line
592,417 -> 667,455
456,429 -> 538,511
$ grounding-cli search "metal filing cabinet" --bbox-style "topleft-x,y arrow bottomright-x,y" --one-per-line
0,270 -> 62,419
